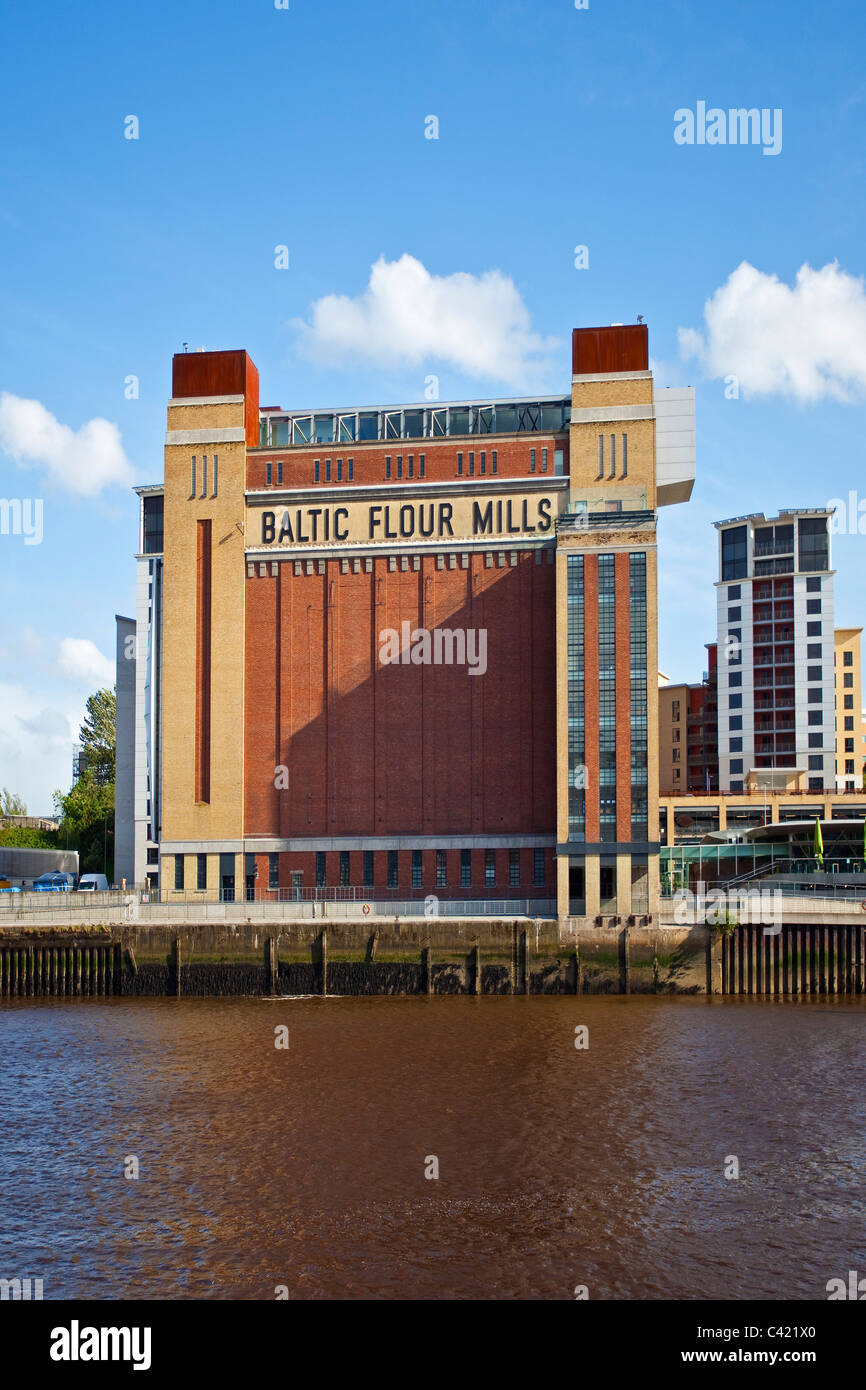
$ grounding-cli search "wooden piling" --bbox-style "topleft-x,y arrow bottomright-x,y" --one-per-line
366,929 -> 379,964
621,927 -> 631,995
173,937 -> 182,997
573,948 -> 582,996
471,943 -> 481,995
422,945 -> 433,995
319,929 -> 328,996
520,928 -> 529,995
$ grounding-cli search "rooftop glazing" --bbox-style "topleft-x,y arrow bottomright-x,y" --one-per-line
257,397 -> 571,448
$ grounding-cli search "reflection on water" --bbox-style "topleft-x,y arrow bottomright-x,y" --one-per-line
1,995 -> 865,1300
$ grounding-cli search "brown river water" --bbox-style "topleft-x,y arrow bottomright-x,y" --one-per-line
1,994 -> 864,1300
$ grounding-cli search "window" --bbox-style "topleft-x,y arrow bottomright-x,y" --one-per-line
531,449 -> 536,473
728,584 -> 741,599
846,759 -> 855,774
197,854 -> 207,891
480,451 -> 486,475
845,695 -> 854,709
386,456 -> 391,479
808,755 -> 823,771
621,434 -> 628,477
363,851 -> 374,887
412,850 -> 422,889
808,666 -> 822,681
492,450 -> 497,474
485,849 -> 495,885
212,454 -> 218,497
534,848 -> 545,885
808,733 -> 822,749
436,850 -> 447,887
340,851 -> 350,886
730,738 -> 743,752
807,643 -> 822,659
174,855 -> 185,891
730,780 -> 744,793
721,525 -> 747,582
729,672 -> 742,687
845,738 -> 855,753
267,462 -> 272,485
316,852 -> 326,887
509,850 -> 520,886
806,598 -> 821,614
191,456 -> 196,496
597,435 -> 604,479
808,710 -> 823,725
315,460 -> 320,482
808,687 -> 823,703
808,777 -> 824,791
799,517 -> 829,572
844,673 -> 854,688
542,447 -> 548,472
419,454 -> 425,478
468,452 -> 474,476
844,650 -> 853,667
807,621 -> 822,637
408,455 -> 413,478
729,715 -> 742,730
396,455 -> 402,478
326,459 -> 331,482
609,434 -> 616,478
461,849 -> 471,887
728,606 -> 741,621
730,758 -> 743,773
806,575 -> 822,592
277,461 -> 283,485
457,452 -> 463,475
845,716 -> 854,731
348,457 -> 354,480
388,851 -> 398,888
729,694 -> 742,709
336,459 -> 342,481
268,854 -> 278,891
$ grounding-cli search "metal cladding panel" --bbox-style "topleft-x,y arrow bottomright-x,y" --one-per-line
171,350 -> 260,445
655,385 -> 696,507
572,324 -> 649,375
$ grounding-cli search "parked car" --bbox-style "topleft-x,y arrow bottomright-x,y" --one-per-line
77,873 -> 109,892
32,872 -> 77,892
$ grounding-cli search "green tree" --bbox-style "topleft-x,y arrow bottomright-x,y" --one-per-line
54,686 -> 117,874
1,788 -> 27,816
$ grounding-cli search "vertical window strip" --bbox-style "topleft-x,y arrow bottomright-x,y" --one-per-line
201,455 -> 208,497
212,454 -> 218,497
597,435 -> 604,479
609,434 -> 616,479
629,552 -> 648,841
621,434 -> 628,478
191,455 -> 196,497
598,553 -> 617,841
567,553 -> 586,839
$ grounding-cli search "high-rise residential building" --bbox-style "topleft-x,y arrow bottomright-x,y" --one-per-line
833,627 -> 863,791
117,324 -> 695,921
714,509 -> 835,793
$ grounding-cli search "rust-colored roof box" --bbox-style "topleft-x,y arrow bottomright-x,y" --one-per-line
572,324 -> 648,375
172,349 -> 260,446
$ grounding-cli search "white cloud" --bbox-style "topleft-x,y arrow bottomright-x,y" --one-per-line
57,638 -> 114,688
678,260 -> 866,403
0,393 -> 134,495
291,254 -> 561,391
0,682 -> 80,813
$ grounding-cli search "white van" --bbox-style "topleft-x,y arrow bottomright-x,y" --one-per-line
78,873 -> 110,892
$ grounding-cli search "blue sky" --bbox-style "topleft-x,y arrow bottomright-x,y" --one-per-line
1,0 -> 865,810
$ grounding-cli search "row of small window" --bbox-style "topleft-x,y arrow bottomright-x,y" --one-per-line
265,459 -> 359,485
456,450 -> 498,477
174,849 -> 548,891
190,455 -> 218,498
597,433 -> 628,479
728,755 -> 828,774
309,848 -> 546,888
385,454 -> 427,480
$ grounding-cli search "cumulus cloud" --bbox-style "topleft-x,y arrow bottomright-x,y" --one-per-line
0,393 -> 134,495
292,254 -> 561,391
57,638 -> 114,688
678,260 -> 866,403
0,683 -> 80,813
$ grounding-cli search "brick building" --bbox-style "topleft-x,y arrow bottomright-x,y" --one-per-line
117,324 -> 694,919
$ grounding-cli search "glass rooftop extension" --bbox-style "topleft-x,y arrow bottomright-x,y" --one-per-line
258,397 -> 571,448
